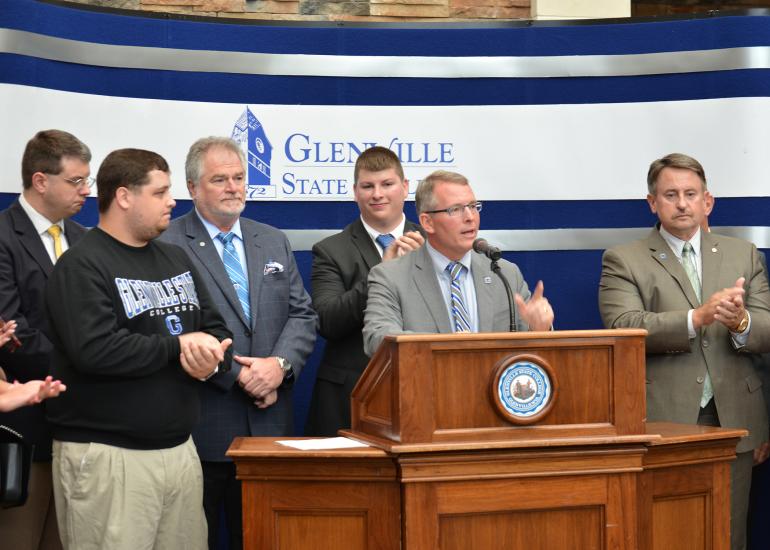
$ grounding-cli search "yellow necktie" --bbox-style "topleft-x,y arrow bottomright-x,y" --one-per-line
47,225 -> 63,260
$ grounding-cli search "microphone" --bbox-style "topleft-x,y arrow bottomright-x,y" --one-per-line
473,238 -> 514,331
473,238 -> 502,261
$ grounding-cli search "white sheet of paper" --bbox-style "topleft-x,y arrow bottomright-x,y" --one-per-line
276,437 -> 370,450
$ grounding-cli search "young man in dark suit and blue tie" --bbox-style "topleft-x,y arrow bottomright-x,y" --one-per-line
161,137 -> 317,549
305,146 -> 424,436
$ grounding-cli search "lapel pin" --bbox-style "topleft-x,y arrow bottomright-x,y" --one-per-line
199,241 -> 206,247
483,276 -> 492,284
659,253 -> 667,260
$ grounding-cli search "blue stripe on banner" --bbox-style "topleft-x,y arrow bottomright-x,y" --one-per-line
1,193 -> 767,231
4,55 -> 770,106
6,1 -> 770,57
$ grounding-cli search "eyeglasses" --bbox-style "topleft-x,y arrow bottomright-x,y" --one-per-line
424,201 -> 483,217
47,173 -> 95,189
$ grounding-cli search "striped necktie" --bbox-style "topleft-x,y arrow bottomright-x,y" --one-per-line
446,261 -> 471,333
681,242 -> 701,302
217,232 -> 251,323
682,242 -> 712,407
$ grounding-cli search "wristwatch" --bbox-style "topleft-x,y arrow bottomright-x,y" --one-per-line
200,364 -> 219,382
276,356 -> 293,380
734,312 -> 750,333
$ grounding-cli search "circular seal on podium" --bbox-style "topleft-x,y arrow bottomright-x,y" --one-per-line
490,354 -> 558,425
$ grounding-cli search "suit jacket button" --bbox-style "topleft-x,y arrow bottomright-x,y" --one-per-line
697,376 -> 705,384
245,330 -> 251,337
702,339 -> 709,348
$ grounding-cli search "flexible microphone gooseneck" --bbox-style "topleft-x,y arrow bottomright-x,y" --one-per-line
473,238 -> 515,331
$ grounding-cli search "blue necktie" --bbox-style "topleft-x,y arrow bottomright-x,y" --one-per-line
446,261 -> 471,333
375,233 -> 395,252
217,232 -> 251,323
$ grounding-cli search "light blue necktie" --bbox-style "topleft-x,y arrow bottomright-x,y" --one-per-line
217,232 -> 251,323
446,261 -> 471,333
375,233 -> 395,252
682,242 -> 712,407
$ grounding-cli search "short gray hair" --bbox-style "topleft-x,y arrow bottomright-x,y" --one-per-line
415,170 -> 469,214
185,137 -> 246,185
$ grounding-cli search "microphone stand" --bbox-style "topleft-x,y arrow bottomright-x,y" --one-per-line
490,259 -> 516,332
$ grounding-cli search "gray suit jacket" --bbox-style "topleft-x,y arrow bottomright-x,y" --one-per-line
599,228 -> 770,452
363,244 -> 531,357
160,210 -> 317,460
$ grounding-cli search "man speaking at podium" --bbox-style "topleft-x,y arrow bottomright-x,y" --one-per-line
362,170 -> 553,357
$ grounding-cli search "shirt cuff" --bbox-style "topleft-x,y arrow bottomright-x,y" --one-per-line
687,309 -> 696,339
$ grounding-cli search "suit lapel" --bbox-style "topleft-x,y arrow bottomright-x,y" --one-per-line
700,231 -> 722,302
471,254 -> 496,332
10,202 -> 54,276
412,246 -> 453,333
646,228 -> 700,309
242,221 -> 265,331
183,212 -> 250,329
63,218 -> 86,246
349,219 -> 381,270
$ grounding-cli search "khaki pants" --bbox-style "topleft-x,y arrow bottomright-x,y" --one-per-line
52,437 -> 207,550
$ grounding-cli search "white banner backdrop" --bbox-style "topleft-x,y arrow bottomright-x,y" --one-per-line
2,83 -> 768,201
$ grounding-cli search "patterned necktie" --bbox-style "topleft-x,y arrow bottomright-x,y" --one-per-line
375,233 -> 395,252
217,232 -> 251,323
47,225 -> 63,260
446,261 -> 471,333
681,242 -> 701,302
682,242 -> 712,406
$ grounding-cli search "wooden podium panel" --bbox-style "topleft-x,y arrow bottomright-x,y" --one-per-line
639,423 -> 735,550
229,331 -> 743,550
230,441 -> 399,550
230,424 -> 742,550
350,330 -> 647,449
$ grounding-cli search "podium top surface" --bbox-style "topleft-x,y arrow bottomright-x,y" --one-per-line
227,437 -> 391,459
227,423 -> 746,459
384,328 -> 648,345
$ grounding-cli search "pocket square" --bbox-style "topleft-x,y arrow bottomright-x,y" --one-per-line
264,261 -> 284,275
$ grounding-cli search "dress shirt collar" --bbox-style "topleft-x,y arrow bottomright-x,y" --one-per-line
425,241 -> 473,278
19,192 -> 64,235
659,225 -> 702,261
195,209 -> 243,242
360,214 -> 406,256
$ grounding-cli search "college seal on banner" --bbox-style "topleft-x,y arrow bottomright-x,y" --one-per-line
490,354 -> 558,425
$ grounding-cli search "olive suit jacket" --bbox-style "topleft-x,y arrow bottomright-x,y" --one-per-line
599,228 -> 770,453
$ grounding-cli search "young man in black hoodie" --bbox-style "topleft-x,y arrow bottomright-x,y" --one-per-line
45,149 -> 233,550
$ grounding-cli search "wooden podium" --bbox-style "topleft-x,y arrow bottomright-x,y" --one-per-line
228,330 -> 744,550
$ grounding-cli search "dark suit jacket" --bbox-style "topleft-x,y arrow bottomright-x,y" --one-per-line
160,210 -> 317,460
305,218 -> 421,436
0,200 -> 86,460
599,228 -> 770,453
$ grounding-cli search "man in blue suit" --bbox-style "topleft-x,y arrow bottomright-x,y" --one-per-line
0,129 -> 91,550
161,137 -> 317,550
